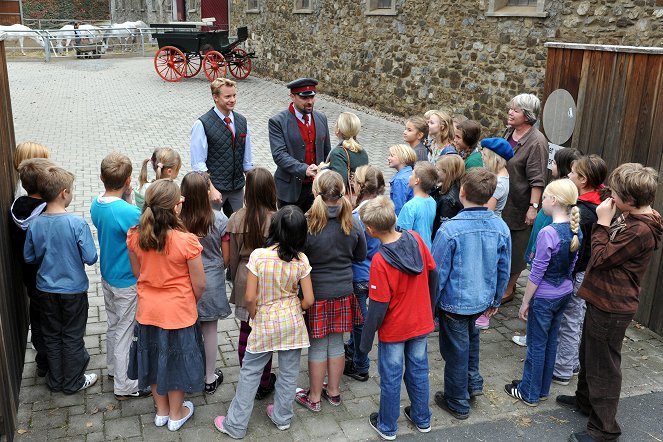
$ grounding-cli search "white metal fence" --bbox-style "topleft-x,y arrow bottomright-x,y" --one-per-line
0,26 -> 156,60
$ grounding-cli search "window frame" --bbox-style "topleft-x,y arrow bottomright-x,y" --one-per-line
247,0 -> 259,13
485,0 -> 547,18
365,0 -> 397,16
293,0 -> 313,14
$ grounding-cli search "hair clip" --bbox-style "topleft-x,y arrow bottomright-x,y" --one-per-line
157,162 -> 164,168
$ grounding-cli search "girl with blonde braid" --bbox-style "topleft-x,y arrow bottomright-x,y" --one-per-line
505,179 -> 582,407
135,148 -> 182,210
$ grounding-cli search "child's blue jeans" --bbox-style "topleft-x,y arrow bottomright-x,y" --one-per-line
519,294 -> 572,403
376,335 -> 431,437
438,309 -> 483,415
345,281 -> 370,373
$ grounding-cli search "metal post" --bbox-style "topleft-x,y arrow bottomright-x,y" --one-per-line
140,30 -> 145,56
43,31 -> 50,62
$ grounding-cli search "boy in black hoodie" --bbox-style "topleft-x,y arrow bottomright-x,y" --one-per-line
10,158 -> 55,377
359,196 -> 436,441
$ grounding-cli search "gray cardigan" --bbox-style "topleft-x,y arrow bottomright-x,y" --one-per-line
305,206 -> 367,299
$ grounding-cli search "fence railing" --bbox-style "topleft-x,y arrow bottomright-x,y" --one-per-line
1,27 -> 156,60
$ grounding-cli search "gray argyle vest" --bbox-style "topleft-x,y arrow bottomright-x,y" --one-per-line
199,108 -> 247,192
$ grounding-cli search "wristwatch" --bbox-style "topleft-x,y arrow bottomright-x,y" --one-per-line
529,202 -> 539,209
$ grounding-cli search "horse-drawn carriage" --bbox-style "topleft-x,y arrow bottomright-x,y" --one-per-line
150,23 -> 254,82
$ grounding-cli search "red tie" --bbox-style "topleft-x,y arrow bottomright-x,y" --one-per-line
303,114 -> 309,126
223,116 -> 234,144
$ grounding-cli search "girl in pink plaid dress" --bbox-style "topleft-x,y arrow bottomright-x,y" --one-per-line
214,205 -> 314,438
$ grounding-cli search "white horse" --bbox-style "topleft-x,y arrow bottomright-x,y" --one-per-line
104,20 -> 149,50
55,24 -> 107,56
0,24 -> 45,55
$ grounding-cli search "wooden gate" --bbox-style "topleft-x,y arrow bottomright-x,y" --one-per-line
0,33 -> 29,439
542,42 -> 663,335
0,0 -> 21,26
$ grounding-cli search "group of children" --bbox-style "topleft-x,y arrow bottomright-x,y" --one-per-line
10,128 -> 662,441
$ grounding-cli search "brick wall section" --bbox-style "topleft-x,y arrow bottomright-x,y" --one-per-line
231,0 -> 663,132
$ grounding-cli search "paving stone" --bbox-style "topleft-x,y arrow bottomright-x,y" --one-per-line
104,416 -> 142,439
67,413 -> 104,436
30,407 -> 67,430
301,414 -> 343,437
85,432 -> 106,442
340,417 -> 378,440
52,391 -> 86,408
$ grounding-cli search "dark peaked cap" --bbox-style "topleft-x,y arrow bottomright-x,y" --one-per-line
287,78 -> 318,96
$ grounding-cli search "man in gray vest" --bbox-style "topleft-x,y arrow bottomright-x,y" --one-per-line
191,78 -> 254,216
269,78 -> 331,212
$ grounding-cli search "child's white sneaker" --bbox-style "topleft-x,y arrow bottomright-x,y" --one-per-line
512,335 -> 527,347
167,401 -> 193,432
77,373 -> 98,391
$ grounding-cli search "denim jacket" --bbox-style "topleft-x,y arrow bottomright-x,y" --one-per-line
431,208 -> 512,315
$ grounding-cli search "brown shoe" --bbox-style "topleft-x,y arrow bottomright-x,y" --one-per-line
501,292 -> 515,304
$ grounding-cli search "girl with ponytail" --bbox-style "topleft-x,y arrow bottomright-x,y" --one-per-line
127,179 -> 205,432
135,148 -> 182,210
344,165 -> 385,381
326,112 -> 369,203
505,178 -> 582,407
295,170 -> 367,412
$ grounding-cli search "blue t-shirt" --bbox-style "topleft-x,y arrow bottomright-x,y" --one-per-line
24,212 -> 98,294
397,196 -> 436,249
390,166 -> 414,216
91,196 -> 141,288
351,202 -> 381,282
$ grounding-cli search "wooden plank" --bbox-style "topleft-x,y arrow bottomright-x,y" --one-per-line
635,55 -> 663,166
601,52 -> 627,168
586,51 -> 617,159
541,47 -> 565,138
570,50 -> 592,152
617,53 -> 648,166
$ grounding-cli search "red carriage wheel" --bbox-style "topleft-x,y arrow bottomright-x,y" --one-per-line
154,46 -> 186,82
184,53 -> 202,78
228,48 -> 252,80
203,51 -> 227,82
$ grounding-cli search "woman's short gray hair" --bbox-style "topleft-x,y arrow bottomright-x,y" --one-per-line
509,93 -> 540,125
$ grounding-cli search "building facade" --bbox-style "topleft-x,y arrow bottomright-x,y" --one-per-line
227,0 -> 663,131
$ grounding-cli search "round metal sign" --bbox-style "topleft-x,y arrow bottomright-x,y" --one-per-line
543,89 -> 577,145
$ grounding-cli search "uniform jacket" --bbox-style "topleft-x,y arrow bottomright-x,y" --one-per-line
269,108 -> 331,203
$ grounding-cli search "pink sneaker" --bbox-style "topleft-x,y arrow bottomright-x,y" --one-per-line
475,314 -> 490,330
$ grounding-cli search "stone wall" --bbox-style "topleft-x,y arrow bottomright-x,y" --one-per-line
230,0 -> 663,132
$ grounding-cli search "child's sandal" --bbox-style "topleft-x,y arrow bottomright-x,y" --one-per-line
295,388 -> 321,412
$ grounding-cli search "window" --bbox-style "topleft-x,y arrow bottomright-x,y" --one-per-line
247,0 -> 259,13
293,0 -> 312,13
486,0 -> 547,17
366,0 -> 396,15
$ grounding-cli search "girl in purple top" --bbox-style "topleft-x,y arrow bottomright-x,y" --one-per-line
504,179 -> 582,407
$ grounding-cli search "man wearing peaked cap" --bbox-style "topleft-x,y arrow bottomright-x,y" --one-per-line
269,77 -> 331,212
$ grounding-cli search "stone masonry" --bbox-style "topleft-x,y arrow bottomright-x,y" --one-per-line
229,0 -> 663,131
8,57 -> 663,441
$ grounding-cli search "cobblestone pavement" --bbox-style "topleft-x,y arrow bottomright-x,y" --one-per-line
9,58 -> 663,441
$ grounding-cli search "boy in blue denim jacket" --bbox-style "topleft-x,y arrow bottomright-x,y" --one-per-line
431,168 -> 511,419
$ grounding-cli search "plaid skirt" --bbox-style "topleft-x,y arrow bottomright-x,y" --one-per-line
305,294 -> 363,339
